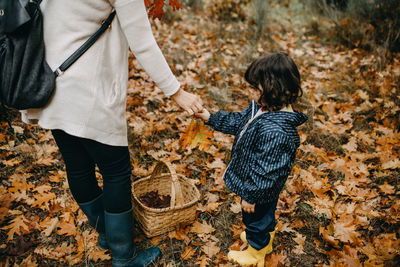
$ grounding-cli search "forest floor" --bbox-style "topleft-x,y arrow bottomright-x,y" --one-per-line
1,1 -> 399,266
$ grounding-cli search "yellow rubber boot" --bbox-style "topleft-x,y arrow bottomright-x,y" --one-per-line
240,231 -> 247,243
229,231 -> 275,267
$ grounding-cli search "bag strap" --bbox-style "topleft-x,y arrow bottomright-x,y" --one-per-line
54,11 -> 116,76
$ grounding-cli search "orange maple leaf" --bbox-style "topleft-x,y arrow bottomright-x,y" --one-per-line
1,214 -> 30,241
179,120 -> 213,151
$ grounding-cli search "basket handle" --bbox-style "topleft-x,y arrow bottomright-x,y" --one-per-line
150,161 -> 184,207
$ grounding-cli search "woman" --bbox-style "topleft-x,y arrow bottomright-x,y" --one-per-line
21,0 -> 203,266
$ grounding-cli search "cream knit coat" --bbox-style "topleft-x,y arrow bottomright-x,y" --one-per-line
21,0 -> 180,146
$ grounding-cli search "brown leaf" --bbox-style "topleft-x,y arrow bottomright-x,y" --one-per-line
202,241 -> 220,258
190,221 -> 215,235
292,233 -> 306,254
229,202 -> 242,214
266,251 -> 287,267
378,182 -> 395,194
333,221 -> 361,244
1,214 -> 30,241
87,248 -> 111,262
382,158 -> 400,169
32,192 -> 56,209
195,254 -> 210,267
19,254 -> 38,267
319,225 -> 340,248
39,217 -> 59,237
181,246 -> 196,260
56,215 -> 77,237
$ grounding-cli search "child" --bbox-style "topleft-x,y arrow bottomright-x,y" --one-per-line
196,52 -> 308,267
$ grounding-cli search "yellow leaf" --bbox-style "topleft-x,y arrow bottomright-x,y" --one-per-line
179,120 -> 213,151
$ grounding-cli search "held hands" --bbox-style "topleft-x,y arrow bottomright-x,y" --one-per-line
241,199 -> 255,213
195,108 -> 210,122
171,89 -> 203,116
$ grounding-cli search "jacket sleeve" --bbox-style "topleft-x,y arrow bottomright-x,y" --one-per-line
238,131 -> 294,204
205,103 -> 252,135
111,0 -> 180,96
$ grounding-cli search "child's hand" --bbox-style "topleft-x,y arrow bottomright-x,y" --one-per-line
195,108 -> 210,122
241,199 -> 255,213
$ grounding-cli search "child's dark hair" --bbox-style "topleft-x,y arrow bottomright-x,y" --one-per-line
244,52 -> 303,111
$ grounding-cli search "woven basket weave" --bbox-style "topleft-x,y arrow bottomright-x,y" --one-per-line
132,161 -> 200,237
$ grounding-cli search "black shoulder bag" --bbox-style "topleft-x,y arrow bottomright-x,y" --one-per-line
0,0 -> 115,113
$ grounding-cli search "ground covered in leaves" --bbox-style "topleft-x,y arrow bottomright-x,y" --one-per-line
1,1 -> 399,266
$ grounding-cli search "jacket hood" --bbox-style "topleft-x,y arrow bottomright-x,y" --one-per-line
265,110 -> 308,128
254,103 -> 308,148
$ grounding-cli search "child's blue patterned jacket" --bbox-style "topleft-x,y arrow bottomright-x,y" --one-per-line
206,101 -> 308,204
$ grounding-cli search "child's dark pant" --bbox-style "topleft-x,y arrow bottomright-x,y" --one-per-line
242,199 -> 278,250
52,129 -> 132,213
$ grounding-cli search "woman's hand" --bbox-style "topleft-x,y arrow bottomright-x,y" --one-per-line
171,89 -> 203,115
195,109 -> 210,122
241,199 -> 255,213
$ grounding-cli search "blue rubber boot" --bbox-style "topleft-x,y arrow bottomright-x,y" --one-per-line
105,208 -> 161,267
78,194 -> 108,250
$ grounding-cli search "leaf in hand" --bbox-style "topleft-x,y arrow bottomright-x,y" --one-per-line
179,120 -> 213,151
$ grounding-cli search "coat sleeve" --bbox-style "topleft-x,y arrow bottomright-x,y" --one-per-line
205,102 -> 252,135
111,0 -> 180,96
237,131 -> 294,204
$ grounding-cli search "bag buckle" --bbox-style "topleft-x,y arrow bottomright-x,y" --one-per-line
55,68 -> 64,76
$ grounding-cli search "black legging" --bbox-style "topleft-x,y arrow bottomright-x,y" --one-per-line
52,129 -> 132,213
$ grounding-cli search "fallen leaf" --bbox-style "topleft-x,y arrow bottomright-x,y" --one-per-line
266,251 -> 287,267
202,240 -> 220,258
40,217 -> 59,237
292,233 -> 306,254
181,246 -> 196,260
1,214 -> 30,241
382,158 -> 400,169
229,202 -> 242,214
378,182 -> 395,194
190,221 -> 215,235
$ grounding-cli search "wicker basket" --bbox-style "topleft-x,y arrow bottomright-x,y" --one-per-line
132,161 -> 200,237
